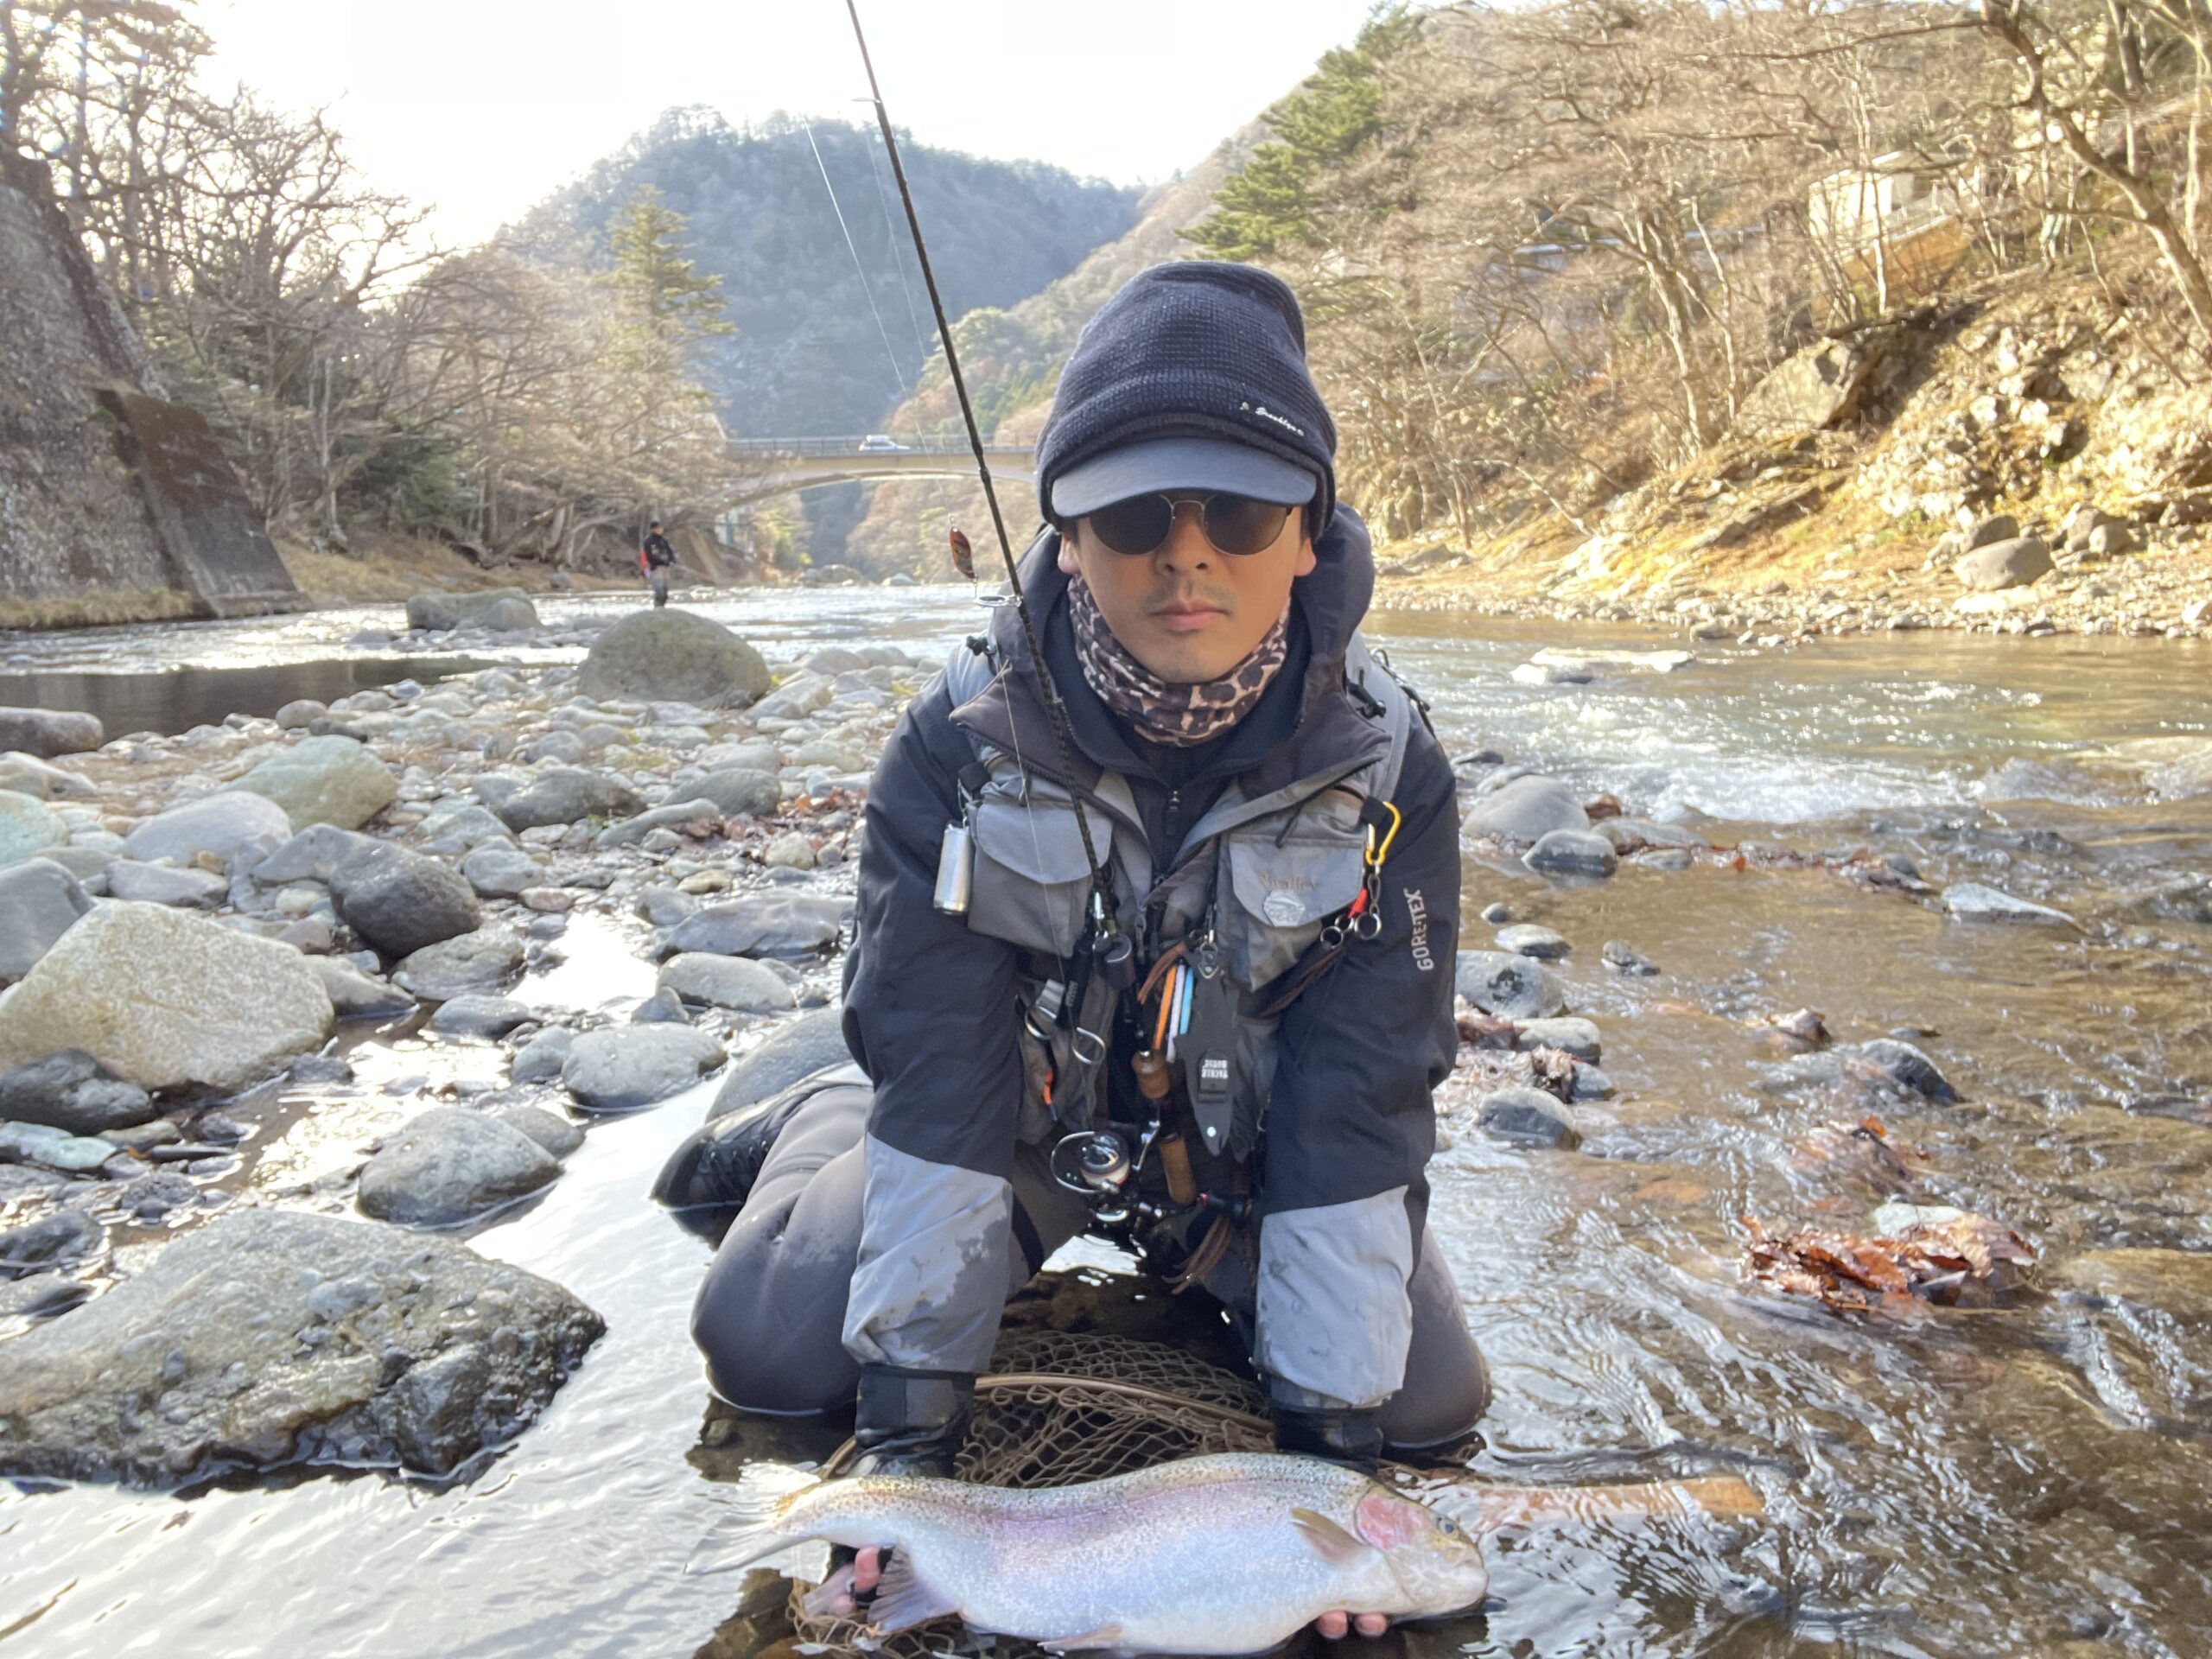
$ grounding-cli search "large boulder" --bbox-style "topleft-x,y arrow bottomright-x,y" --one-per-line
493,768 -> 645,832
121,791 -> 293,870
0,858 -> 94,979
562,1025 -> 726,1111
0,902 -> 333,1091
577,610 -> 770,707
0,1208 -> 602,1484
1953,536 -> 2053,592
226,735 -> 397,831
659,893 -> 850,959
1461,775 -> 1590,843
329,844 -> 481,957
0,789 -> 67,868
676,767 -> 783,817
1732,332 -> 1889,440
357,1106 -> 561,1226
0,708 -> 102,759
708,1007 -> 852,1121
404,588 -> 542,632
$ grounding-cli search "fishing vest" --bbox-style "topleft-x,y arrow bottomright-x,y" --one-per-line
938,635 -> 1415,1163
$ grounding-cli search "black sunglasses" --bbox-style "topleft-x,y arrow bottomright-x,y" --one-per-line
1081,492 -> 1293,558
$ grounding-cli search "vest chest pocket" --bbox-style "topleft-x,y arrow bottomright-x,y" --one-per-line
967,796 -> 1114,959
1218,830 -> 1369,989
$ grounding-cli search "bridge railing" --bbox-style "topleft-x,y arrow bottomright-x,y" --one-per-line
726,433 -> 1032,458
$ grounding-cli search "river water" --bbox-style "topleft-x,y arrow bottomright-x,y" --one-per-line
2,589 -> 2209,1657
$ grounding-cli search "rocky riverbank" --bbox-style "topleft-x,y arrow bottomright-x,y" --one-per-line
0,599 -> 920,1485
3,588 -> 2209,1504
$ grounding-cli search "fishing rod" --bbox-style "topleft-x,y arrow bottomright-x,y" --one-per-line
842,0 -> 1120,951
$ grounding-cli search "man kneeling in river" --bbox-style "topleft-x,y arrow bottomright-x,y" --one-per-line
655,263 -> 1488,1627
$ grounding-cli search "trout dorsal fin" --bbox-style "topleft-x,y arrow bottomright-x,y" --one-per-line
1291,1507 -> 1375,1566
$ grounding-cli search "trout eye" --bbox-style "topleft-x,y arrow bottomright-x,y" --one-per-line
1437,1517 -> 1458,1536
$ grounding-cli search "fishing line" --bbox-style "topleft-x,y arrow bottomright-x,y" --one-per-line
858,111 -> 932,366
843,0 -> 1116,938
803,114 -> 907,398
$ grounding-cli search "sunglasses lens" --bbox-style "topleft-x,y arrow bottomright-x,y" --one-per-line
1086,495 -> 1175,556
1204,494 -> 1291,556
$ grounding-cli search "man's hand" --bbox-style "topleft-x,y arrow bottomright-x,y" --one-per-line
843,1549 -> 1387,1639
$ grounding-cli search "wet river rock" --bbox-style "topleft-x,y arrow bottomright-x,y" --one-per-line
658,893 -> 849,959
330,844 -> 481,957
675,767 -> 781,817
1454,950 -> 1566,1020
404,589 -> 542,633
0,1208 -> 603,1484
358,1105 -> 561,1225
658,953 -> 796,1014
0,902 -> 333,1092
708,1007 -> 852,1121
576,610 -> 770,708
0,1049 -> 156,1135
1460,774 -> 1590,843
392,928 -> 526,1001
1478,1086 -> 1583,1149
562,1025 -> 726,1111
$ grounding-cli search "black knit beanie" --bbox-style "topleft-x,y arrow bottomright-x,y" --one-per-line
1035,262 -> 1338,539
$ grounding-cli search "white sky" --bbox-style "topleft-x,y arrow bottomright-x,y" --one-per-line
198,0 -> 1381,249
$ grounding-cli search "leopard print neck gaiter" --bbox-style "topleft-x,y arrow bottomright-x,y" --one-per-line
1065,572 -> 1290,747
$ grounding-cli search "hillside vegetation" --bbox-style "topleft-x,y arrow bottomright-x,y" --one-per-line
849,0 -> 2212,625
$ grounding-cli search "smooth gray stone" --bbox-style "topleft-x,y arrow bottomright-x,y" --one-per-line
104,860 -> 227,907
1497,924 -> 1571,959
417,803 -> 518,848
493,769 -> 645,833
121,792 -> 291,871
562,1026 -> 726,1112
1942,881 -> 2077,925
594,799 -> 722,851
427,995 -> 531,1039
392,929 -> 526,1001
668,768 -> 780,817
0,1208 -> 105,1274
0,708 -> 102,760
460,845 -> 545,899
1601,940 -> 1660,976
658,893 -> 849,960
255,824 -> 376,884
707,1007 -> 851,1122
510,1028 -> 575,1084
224,735 -> 397,832
0,1050 -> 156,1135
0,752 -> 92,800
577,611 -> 769,706
1478,1087 -> 1581,1149
1454,950 -> 1565,1020
313,957 -> 416,1020
1522,829 -> 1618,876
0,859 -> 93,979
1461,775 -> 1589,843
629,988 -> 692,1025
658,953 -> 797,1014
357,1106 -> 560,1226
490,1101 -> 584,1158
331,844 -> 481,957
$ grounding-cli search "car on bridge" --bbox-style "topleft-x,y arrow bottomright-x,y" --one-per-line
856,434 -> 908,452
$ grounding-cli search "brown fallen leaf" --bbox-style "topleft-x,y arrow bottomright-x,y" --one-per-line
1742,1211 -> 2037,1315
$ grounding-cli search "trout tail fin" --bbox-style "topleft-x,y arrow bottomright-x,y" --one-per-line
685,1461 -> 824,1576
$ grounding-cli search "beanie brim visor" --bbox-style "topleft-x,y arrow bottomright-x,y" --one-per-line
1049,436 -> 1318,519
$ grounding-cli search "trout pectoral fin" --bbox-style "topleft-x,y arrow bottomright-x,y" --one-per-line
863,1550 -> 961,1636
1291,1507 -> 1375,1566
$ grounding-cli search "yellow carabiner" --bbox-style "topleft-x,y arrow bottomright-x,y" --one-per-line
1364,799 -> 1402,870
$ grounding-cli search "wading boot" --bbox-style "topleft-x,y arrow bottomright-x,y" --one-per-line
650,1087 -> 812,1244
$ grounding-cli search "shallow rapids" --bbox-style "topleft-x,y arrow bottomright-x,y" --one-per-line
0,591 -> 2207,1656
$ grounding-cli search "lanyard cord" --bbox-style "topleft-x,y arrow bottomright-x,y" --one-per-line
844,0 -> 1118,941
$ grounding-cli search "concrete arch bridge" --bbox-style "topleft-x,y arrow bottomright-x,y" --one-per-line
723,433 -> 1034,507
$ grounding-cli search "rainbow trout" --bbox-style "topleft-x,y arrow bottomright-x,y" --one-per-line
689,1452 -> 1490,1654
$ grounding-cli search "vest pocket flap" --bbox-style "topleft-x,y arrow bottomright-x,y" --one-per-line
1224,837 -> 1366,931
970,798 -> 1113,886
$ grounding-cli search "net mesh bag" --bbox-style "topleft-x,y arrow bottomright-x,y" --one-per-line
789,1328 -> 1275,1656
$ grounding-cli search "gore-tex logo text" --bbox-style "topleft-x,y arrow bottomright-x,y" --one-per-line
1405,887 -> 1434,972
